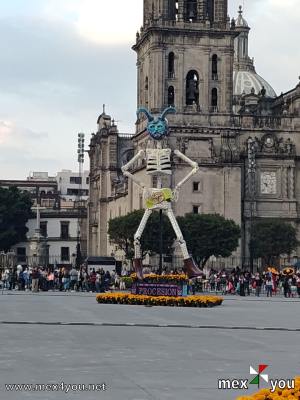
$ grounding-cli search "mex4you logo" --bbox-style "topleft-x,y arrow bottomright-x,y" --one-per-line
218,364 -> 295,393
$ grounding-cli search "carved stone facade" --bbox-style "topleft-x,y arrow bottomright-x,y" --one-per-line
88,1 -> 300,262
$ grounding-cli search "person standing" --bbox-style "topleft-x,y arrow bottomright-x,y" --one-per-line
3,268 -> 9,289
62,268 -> 70,291
283,276 -> 291,298
95,270 -> 101,293
31,268 -> 40,292
47,270 -> 55,291
90,269 -> 97,292
69,267 -> 78,291
23,268 -> 30,290
239,274 -> 246,297
296,274 -> 300,298
254,273 -> 262,297
244,271 -> 251,296
266,276 -> 273,297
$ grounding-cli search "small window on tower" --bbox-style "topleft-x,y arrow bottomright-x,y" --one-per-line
212,54 -> 218,80
168,86 -> 175,106
206,0 -> 215,22
168,52 -> 175,78
186,70 -> 199,106
211,88 -> 218,112
186,0 -> 197,21
168,0 -> 177,21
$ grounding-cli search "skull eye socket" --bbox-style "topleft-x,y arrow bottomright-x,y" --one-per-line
148,123 -> 156,132
157,122 -> 165,133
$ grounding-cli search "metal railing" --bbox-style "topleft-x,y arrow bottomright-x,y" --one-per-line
0,254 -> 87,269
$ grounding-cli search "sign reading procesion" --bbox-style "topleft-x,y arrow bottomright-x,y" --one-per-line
132,283 -> 180,297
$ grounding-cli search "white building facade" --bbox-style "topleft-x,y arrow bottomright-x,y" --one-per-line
0,170 -> 88,267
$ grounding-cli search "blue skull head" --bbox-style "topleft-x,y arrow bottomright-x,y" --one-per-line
147,120 -> 167,139
137,107 -> 176,140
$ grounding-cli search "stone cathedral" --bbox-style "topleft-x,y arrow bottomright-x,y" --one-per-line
88,0 -> 300,264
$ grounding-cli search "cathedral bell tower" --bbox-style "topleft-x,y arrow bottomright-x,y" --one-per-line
133,0 -> 237,130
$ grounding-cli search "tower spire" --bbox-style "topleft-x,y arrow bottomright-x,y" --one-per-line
234,5 -> 252,69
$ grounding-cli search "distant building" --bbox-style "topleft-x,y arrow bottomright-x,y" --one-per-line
57,169 -> 89,201
0,170 -> 88,266
88,1 -> 300,268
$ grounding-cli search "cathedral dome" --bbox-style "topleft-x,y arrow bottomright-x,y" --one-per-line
233,69 -> 277,98
233,6 -> 277,99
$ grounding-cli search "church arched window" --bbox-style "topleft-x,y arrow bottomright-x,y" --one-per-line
168,86 -> 175,106
185,0 -> 197,21
211,88 -> 218,112
186,70 -> 199,106
206,0 -> 215,22
212,54 -> 218,80
168,52 -> 175,78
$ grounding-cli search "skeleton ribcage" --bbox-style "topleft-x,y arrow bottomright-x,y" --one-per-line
146,149 -> 172,175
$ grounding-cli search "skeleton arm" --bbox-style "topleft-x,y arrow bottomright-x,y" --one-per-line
121,150 -> 146,189
174,149 -> 199,191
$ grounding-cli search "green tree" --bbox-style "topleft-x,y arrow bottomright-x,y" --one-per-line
177,213 -> 241,267
250,219 -> 299,265
108,209 -> 176,261
0,187 -> 33,251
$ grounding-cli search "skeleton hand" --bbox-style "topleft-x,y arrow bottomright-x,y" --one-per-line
172,187 -> 180,202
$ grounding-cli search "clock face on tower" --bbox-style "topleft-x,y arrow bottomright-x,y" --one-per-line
260,171 -> 277,195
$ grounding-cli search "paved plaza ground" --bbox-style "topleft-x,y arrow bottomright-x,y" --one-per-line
0,292 -> 299,400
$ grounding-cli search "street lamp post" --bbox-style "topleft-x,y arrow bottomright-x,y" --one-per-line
76,133 -> 85,268
247,138 -> 256,273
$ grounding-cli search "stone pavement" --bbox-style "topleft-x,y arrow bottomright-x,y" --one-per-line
0,292 -> 299,400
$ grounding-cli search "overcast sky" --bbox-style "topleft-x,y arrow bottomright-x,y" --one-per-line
0,0 -> 299,179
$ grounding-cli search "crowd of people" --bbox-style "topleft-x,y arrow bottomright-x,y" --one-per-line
0,265 -> 124,293
198,267 -> 300,298
1,265 -> 300,298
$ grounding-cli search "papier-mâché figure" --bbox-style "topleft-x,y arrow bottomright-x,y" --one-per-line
121,107 -> 202,280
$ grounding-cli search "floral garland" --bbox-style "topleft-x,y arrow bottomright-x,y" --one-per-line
96,292 -> 223,307
236,376 -> 300,400
131,273 -> 189,283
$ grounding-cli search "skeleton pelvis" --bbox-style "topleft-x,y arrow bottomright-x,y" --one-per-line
144,188 -> 173,209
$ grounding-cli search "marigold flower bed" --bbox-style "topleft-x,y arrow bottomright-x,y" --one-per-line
131,273 -> 188,283
96,292 -> 223,307
236,376 -> 300,400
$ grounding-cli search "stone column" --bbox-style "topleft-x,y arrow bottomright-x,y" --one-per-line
282,167 -> 288,198
177,48 -> 185,113
178,0 -> 184,21
289,166 -> 295,199
198,0 -> 206,20
150,48 -> 165,111
202,49 -> 211,113
223,48 -> 234,113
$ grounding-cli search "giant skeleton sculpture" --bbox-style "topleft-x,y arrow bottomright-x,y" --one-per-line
121,107 -> 202,280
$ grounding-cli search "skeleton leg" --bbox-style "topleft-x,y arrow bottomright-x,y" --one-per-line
166,208 -> 189,258
166,208 -> 202,279
133,209 -> 152,280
